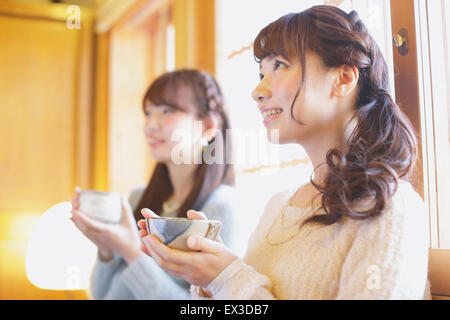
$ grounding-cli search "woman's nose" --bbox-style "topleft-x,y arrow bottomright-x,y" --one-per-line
144,116 -> 160,133
251,80 -> 271,102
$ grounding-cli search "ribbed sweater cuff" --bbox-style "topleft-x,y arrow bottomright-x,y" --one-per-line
89,252 -> 124,299
204,258 -> 271,299
206,258 -> 245,296
190,259 -> 245,300
96,251 -> 122,269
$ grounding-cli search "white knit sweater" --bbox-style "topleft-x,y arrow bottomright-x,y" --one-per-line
191,181 -> 431,300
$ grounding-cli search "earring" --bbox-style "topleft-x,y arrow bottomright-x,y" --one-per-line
201,137 -> 209,152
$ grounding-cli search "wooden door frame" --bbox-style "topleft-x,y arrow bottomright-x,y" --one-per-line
391,0 -> 450,299
391,0 -> 450,250
390,0 -> 424,198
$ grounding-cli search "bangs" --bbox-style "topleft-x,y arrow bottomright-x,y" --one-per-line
253,12 -> 307,63
143,73 -> 190,112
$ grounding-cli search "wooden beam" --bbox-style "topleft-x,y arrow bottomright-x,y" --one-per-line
95,0 -> 140,33
0,1 -> 71,21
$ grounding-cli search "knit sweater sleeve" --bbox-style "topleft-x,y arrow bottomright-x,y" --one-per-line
90,251 -> 125,299
119,254 -> 190,299
89,187 -> 146,299
335,182 -> 429,299
89,186 -> 146,299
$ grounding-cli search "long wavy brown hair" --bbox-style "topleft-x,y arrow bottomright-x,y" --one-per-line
253,6 -> 417,225
133,69 -> 235,221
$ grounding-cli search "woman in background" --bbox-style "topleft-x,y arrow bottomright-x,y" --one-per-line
71,69 -> 237,299
138,6 -> 430,299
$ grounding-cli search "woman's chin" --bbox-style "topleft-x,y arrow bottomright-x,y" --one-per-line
149,151 -> 170,163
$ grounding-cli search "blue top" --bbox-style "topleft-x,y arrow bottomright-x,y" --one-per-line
89,184 -> 239,300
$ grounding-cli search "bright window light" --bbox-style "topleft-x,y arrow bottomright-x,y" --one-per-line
25,202 -> 97,291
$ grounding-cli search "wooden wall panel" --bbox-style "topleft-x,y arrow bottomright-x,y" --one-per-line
0,2 -> 94,299
0,15 -> 78,213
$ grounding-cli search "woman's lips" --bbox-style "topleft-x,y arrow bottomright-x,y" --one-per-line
149,141 -> 164,147
263,113 -> 282,125
147,137 -> 165,147
261,108 -> 283,125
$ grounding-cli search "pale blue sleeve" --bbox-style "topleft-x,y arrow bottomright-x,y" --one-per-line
120,255 -> 190,299
89,251 -> 127,299
89,251 -> 190,300
89,184 -> 239,300
89,186 -> 190,299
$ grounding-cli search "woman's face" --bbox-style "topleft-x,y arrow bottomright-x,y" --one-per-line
143,92 -> 203,164
251,54 -> 340,145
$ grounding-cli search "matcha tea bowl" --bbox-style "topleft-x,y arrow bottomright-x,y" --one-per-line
145,217 -> 222,251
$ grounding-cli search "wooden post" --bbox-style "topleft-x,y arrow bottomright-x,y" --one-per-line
173,0 -> 215,75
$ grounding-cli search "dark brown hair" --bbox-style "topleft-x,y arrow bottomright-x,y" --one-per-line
253,6 -> 417,225
133,69 -> 235,221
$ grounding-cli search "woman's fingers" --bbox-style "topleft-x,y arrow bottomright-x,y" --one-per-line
137,219 -> 148,238
71,211 -> 101,241
137,219 -> 146,230
121,195 -> 134,217
71,209 -> 106,234
141,208 -> 160,219
140,243 -> 151,256
143,236 -> 168,264
120,195 -> 137,227
186,209 -> 208,220
72,186 -> 81,210
144,235 -> 191,265
187,235 -> 224,254
142,236 -> 187,275
138,228 -> 147,237
70,210 -> 87,233
140,208 -> 159,236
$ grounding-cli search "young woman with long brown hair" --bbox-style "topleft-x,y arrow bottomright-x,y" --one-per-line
138,6 -> 430,299
71,69 -> 237,299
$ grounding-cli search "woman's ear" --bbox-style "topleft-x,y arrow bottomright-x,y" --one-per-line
202,113 -> 219,142
333,65 -> 359,98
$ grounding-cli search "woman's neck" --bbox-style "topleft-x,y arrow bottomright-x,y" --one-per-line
289,136 -> 339,209
301,112 -> 356,186
165,162 -> 198,202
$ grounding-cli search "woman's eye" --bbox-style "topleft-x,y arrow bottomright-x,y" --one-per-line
273,60 -> 285,70
162,108 -> 173,115
259,73 -> 264,81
